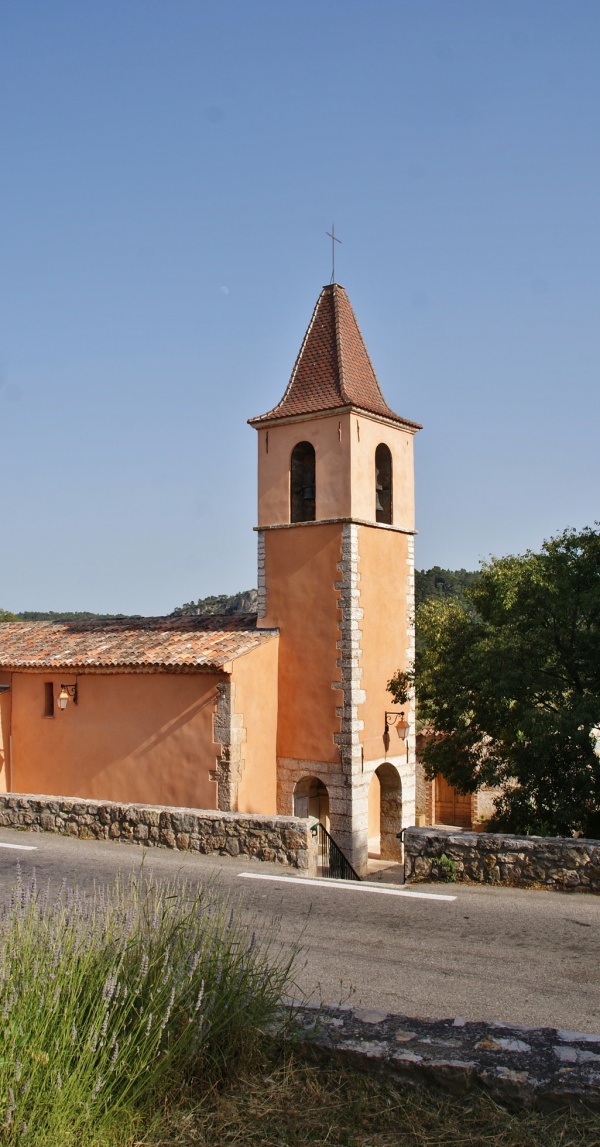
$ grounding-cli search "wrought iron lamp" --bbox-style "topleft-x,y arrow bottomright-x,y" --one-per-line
383,710 -> 408,755
384,710 -> 408,739
57,684 -> 78,710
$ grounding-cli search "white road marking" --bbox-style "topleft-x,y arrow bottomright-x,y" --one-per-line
238,872 -> 456,901
0,841 -> 37,852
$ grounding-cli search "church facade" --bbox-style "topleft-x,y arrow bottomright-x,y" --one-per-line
0,282 -> 420,876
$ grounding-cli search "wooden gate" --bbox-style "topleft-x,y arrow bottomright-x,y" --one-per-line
434,774 -> 472,828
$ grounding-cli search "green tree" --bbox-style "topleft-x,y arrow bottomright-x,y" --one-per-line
0,609 -> 18,622
406,527 -> 600,838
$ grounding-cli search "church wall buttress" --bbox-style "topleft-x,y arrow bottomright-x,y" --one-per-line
233,640 -> 279,816
334,523 -> 365,772
332,522 -> 369,874
211,681 -> 247,813
405,533 -> 417,826
256,531 -> 267,620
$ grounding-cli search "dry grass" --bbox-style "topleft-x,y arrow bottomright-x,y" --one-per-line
144,1044 -> 600,1147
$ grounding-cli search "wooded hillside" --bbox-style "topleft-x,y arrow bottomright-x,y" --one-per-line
4,570 -> 478,622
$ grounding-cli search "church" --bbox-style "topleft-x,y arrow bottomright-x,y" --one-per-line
0,282 -> 420,876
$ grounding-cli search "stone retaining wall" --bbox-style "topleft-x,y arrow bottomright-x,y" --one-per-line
404,827 -> 600,893
294,1004 -> 600,1110
0,793 -> 312,869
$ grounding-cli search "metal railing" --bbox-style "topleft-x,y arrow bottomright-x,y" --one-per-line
310,821 -> 361,881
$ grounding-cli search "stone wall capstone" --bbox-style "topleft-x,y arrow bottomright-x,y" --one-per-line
292,1004 -> 600,1110
404,827 -> 600,893
0,793 -> 313,869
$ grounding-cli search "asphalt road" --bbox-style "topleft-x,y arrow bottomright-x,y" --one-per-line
0,827 -> 598,1033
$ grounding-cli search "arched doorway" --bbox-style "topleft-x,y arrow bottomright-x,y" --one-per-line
293,776 -> 330,831
369,763 -> 402,861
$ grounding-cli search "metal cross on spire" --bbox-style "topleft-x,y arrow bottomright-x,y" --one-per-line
326,223 -> 341,283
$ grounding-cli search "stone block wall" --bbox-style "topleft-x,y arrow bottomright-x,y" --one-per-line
0,793 -> 313,869
404,827 -> 600,893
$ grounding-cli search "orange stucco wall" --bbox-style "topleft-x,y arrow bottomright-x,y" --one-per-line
262,523 -> 342,763
233,638 -> 279,814
10,671 -> 222,808
256,415 -> 352,526
350,415 -> 415,530
257,412 -> 416,531
0,673 -> 11,792
357,525 -> 410,759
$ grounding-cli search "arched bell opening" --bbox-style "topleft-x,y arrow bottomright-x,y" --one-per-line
375,443 -> 393,525
290,441 -> 316,523
375,762 -> 403,861
293,775 -> 330,831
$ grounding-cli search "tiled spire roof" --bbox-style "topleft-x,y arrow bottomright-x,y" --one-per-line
249,283 -> 421,429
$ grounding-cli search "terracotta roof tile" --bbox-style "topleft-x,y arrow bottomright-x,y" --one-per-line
249,283 -> 421,430
0,616 -> 276,671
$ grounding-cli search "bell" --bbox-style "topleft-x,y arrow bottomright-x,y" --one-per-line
376,493 -> 384,512
303,482 -> 315,501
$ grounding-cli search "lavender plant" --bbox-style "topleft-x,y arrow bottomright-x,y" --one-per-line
0,867 -> 297,1146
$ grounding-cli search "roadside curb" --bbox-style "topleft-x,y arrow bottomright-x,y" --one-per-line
292,1004 -> 600,1110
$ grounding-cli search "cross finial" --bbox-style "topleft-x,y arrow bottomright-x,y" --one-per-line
326,223 -> 341,283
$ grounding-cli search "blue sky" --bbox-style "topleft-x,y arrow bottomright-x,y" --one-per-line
1,0 -> 599,614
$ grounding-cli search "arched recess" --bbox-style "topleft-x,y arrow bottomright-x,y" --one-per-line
374,762 -> 403,861
291,441 -> 316,523
293,775 -> 329,830
375,443 -> 393,524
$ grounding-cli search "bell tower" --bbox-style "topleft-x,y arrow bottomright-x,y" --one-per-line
249,283 -> 421,876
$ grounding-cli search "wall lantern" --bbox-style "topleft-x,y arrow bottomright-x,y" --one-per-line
383,710 -> 408,755
384,711 -> 408,739
57,684 -> 78,710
